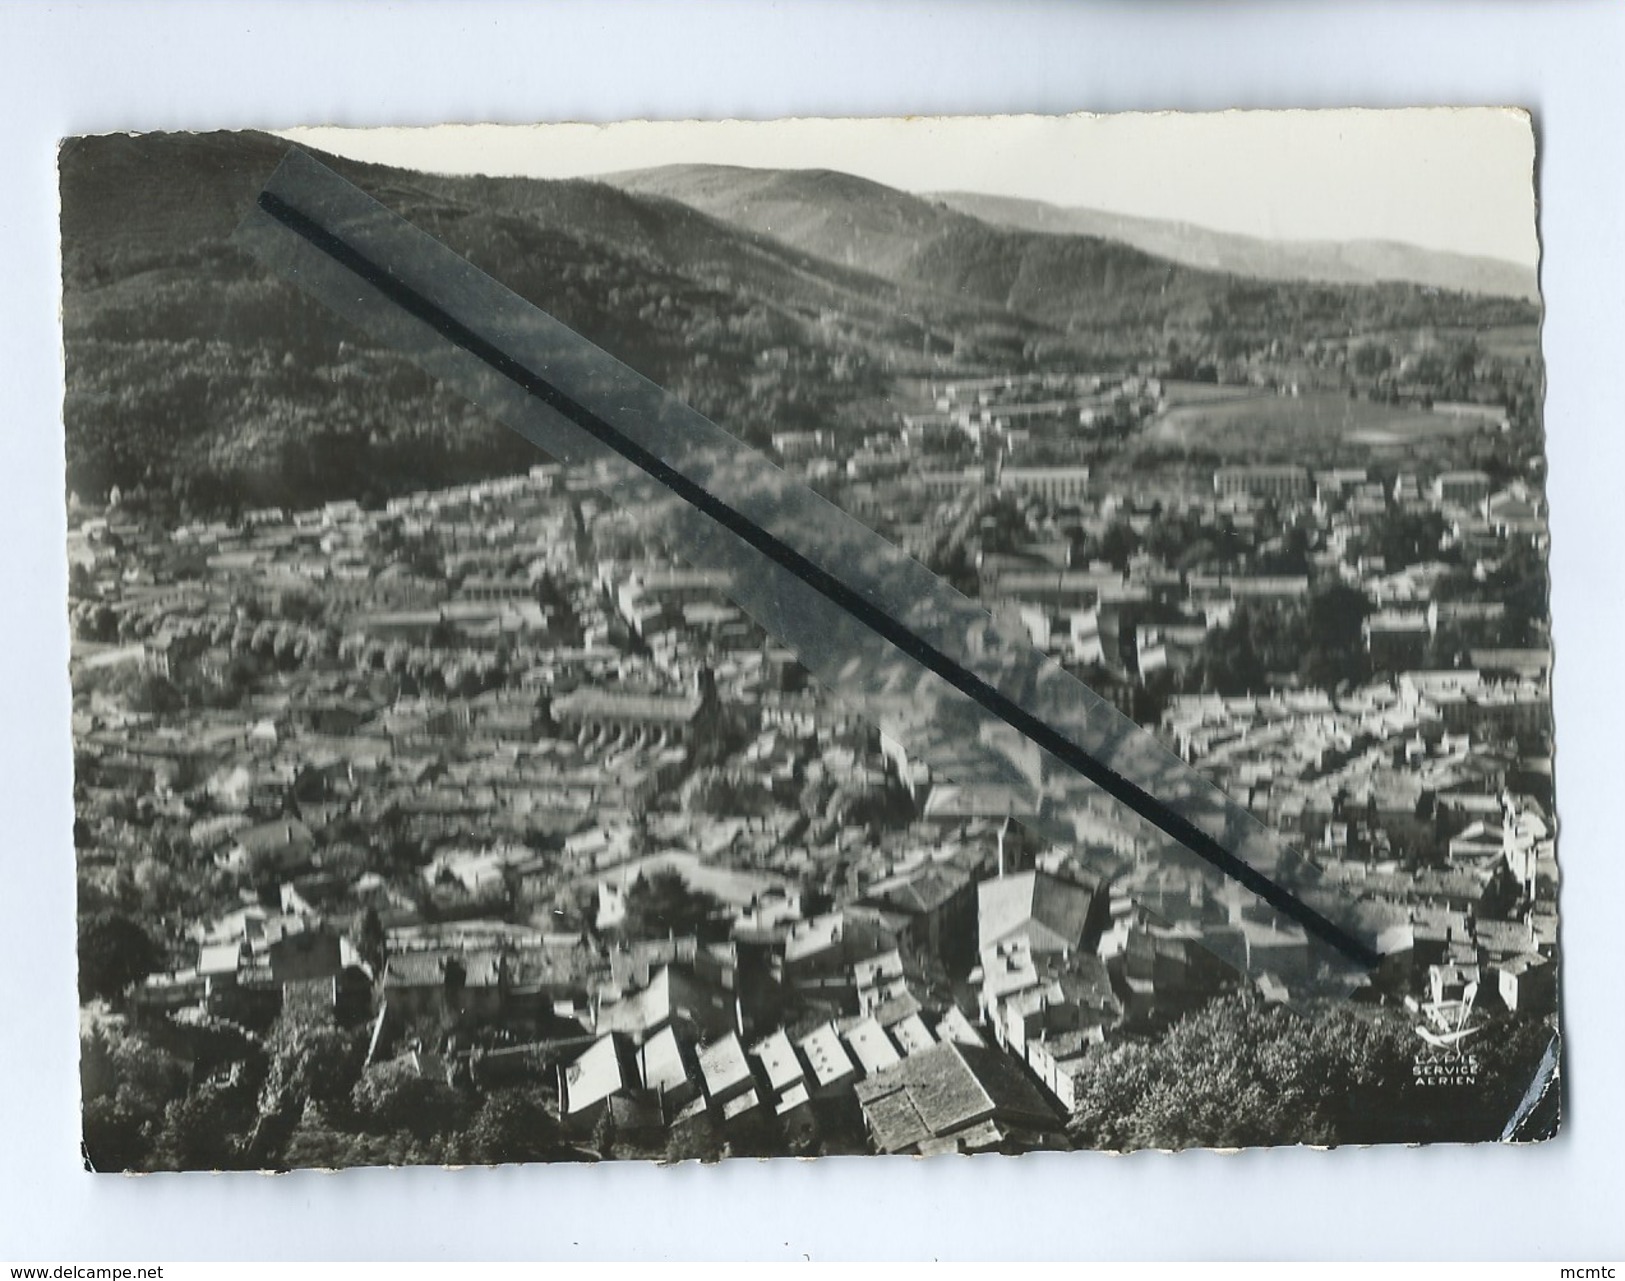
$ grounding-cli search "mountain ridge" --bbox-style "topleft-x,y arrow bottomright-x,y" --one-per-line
603,162 -> 1538,305
61,137 -> 1538,518
929,189 -> 1539,303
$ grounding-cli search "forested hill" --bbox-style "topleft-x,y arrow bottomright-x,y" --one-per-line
61,135 -> 1538,520
60,132 -> 1048,516
604,163 -> 1541,333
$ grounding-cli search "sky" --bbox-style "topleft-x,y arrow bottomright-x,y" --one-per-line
281,109 -> 1539,268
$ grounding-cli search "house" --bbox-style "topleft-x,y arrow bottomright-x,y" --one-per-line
596,964 -> 736,1045
1495,953 -> 1557,1014
502,941 -> 602,1019
886,1012 -> 937,1058
1117,923 -> 1233,1014
696,1031 -> 757,1116
934,1005 -> 987,1049
267,927 -> 343,986
749,1028 -> 808,1112
222,819 -> 316,877
796,1022 -> 859,1097
983,948 -> 1123,1056
1025,1027 -> 1107,1113
852,949 -> 908,1014
853,1041 -> 1061,1155
860,861 -> 975,964
381,949 -> 506,1023
977,870 -> 1099,957
998,465 -> 1092,502
1446,820 -> 1505,869
778,911 -> 899,1003
841,1016 -> 902,1078
279,871 -> 351,917
142,629 -> 204,680
1431,471 -> 1493,509
197,941 -> 244,998
560,1033 -> 635,1123
636,1024 -> 700,1111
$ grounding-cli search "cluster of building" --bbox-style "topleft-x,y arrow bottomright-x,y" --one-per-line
960,463 -> 1548,677
71,362 -> 1556,1158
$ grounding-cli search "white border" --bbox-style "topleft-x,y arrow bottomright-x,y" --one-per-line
3,0 -> 1621,1262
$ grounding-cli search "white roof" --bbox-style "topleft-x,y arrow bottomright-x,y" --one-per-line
843,1017 -> 902,1076
797,1023 -> 857,1088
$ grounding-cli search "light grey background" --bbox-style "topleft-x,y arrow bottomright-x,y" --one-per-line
2,0 -> 1620,1262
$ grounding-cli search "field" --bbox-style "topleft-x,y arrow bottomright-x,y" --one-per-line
1433,323 -> 1543,364
1158,379 -> 1269,408
1142,389 -> 1488,458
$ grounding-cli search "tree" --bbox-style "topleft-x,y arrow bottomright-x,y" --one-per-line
1351,341 -> 1393,378
1367,508 -> 1450,572
680,767 -> 774,817
78,910 -> 161,1002
1065,993 -> 1420,1151
1299,584 -> 1373,690
464,1087 -> 570,1165
664,1110 -> 725,1165
350,1063 -> 469,1139
619,870 -> 724,940
1095,520 -> 1141,572
263,1022 -> 364,1113
354,906 -> 388,977
154,1081 -> 250,1171
124,672 -> 183,716
82,1095 -> 150,1172
79,1022 -> 197,1170
1194,607 -> 1265,696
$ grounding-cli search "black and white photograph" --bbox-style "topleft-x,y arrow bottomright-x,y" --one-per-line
60,110 -> 1560,1174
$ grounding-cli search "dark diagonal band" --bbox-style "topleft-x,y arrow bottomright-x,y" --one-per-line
254,186 -> 1379,970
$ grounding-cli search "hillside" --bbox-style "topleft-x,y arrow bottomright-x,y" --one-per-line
605,164 -> 1540,333
61,138 -> 1540,518
59,133 -> 1052,514
932,190 -> 1541,303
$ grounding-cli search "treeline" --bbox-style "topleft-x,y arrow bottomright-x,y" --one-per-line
1065,992 -> 1558,1150
80,1010 -> 588,1172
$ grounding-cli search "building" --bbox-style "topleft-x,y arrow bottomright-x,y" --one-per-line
1431,470 -> 1493,509
1364,611 -> 1430,670
796,1022 -> 859,1098
266,928 -> 343,986
842,1015 -> 903,1078
853,1040 -> 1061,1155
977,870 -> 1100,957
770,429 -> 833,462
381,948 -> 506,1023
221,819 -> 317,876
596,963 -> 736,1045
749,1028 -> 809,1115
142,629 -> 204,680
1213,466 -> 1312,502
550,681 -> 713,748
998,466 -> 1091,502
560,1033 -> 636,1123
913,467 -> 987,499
1495,953 -> 1557,1013
696,1031 -> 758,1120
1431,685 -> 1550,740
860,861 -> 975,964
635,1024 -> 700,1111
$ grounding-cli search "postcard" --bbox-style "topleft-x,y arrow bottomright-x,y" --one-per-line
62,110 -> 1558,1171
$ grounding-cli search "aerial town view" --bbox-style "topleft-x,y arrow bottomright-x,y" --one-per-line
61,122 -> 1558,1170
